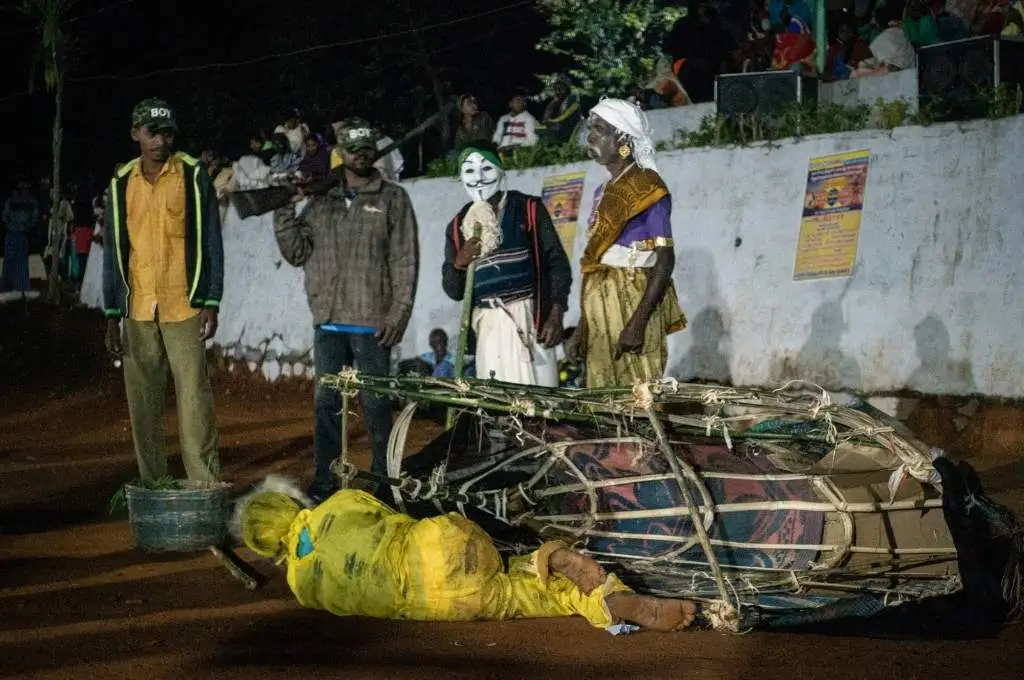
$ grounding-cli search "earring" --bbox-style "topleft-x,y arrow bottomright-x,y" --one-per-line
618,145 -> 631,158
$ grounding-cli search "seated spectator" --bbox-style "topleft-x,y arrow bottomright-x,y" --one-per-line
274,108 -> 310,154
233,132 -> 273,191
454,94 -> 495,151
772,14 -> 817,73
665,5 -> 737,103
748,0 -> 772,40
827,20 -> 874,80
397,329 -> 475,379
627,84 -> 665,110
268,132 -> 303,183
903,0 -> 943,47
420,329 -> 457,378
646,58 -> 691,108
769,0 -> 814,31
297,133 -> 330,184
975,0 -> 1012,35
493,89 -> 539,154
538,74 -> 582,144
1004,0 -> 1024,34
867,8 -> 918,72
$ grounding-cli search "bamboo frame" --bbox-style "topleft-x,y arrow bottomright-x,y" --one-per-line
320,372 -> 962,630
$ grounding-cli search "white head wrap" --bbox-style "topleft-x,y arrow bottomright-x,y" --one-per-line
588,97 -> 658,173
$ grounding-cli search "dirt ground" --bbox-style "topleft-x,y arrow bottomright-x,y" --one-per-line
1,302 -> 1022,680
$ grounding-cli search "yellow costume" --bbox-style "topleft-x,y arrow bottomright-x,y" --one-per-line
580,166 -> 686,388
239,486 -> 632,627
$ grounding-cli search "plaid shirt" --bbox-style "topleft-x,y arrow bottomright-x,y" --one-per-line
274,173 -> 419,335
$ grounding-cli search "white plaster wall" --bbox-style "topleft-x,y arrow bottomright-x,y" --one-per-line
81,115 -> 1024,397
818,70 -> 919,111
646,103 -> 718,144
622,72 -> 918,147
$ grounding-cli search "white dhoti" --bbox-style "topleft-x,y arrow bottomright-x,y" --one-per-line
471,297 -> 558,387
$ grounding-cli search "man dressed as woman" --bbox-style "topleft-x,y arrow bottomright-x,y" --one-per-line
566,99 -> 686,388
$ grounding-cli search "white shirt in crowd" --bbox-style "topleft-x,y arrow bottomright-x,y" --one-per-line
869,26 -> 917,71
274,122 -> 310,154
493,111 -> 539,149
232,155 -> 271,190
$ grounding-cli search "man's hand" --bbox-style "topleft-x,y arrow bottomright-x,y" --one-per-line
375,323 -> 402,349
104,319 -> 123,358
613,318 -> 646,360
199,309 -> 219,341
454,237 -> 482,270
538,307 -> 564,348
564,326 -> 586,361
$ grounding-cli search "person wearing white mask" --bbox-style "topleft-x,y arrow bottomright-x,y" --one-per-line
441,142 -> 571,386
564,99 -> 687,388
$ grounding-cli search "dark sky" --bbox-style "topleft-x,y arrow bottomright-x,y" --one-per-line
1,0 -> 554,194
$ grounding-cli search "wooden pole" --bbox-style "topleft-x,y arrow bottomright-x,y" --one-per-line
447,222 -> 482,429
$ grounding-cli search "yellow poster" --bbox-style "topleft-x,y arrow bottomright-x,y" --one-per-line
541,171 -> 587,259
793,150 -> 871,281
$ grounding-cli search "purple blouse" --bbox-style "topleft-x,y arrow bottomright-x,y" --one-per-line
614,194 -> 673,250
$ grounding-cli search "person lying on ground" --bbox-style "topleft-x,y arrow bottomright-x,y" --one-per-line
232,475 -> 698,632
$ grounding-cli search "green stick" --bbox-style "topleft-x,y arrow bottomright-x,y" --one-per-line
447,222 -> 482,429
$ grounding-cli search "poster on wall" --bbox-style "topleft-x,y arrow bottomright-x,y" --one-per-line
793,149 -> 871,281
541,171 -> 587,259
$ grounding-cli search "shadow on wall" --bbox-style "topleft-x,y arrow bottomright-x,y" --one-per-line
668,249 -> 732,383
676,307 -> 733,384
906,315 -> 976,395
792,300 -> 863,393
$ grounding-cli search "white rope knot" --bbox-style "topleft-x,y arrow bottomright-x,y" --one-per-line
702,601 -> 741,633
510,398 -> 537,417
703,415 -> 733,450
337,366 -> 360,394
654,377 -> 679,394
329,459 -> 359,486
453,379 -> 472,394
701,389 -> 729,405
632,381 -> 655,410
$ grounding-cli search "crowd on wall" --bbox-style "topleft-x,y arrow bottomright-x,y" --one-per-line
644,0 -> 1022,108
3,0 -> 1022,300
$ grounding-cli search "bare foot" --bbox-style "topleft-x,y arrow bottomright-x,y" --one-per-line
605,592 -> 698,631
548,547 -> 608,595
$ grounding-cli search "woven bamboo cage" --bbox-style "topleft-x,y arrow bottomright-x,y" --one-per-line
321,371 -> 1020,631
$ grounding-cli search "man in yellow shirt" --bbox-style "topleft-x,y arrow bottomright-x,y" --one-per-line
102,99 -> 224,483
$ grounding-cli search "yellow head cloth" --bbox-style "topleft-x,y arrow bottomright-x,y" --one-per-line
231,475 -> 312,560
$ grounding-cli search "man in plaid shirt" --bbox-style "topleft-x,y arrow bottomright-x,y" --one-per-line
274,117 -> 420,503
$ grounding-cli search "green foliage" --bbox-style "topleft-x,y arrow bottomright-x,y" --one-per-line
425,140 -> 591,177
108,476 -> 183,515
430,87 -> 1022,176
534,0 -> 685,98
988,83 -> 1024,119
17,0 -> 75,93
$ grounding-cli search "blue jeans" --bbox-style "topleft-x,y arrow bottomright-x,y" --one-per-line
311,329 -> 393,500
